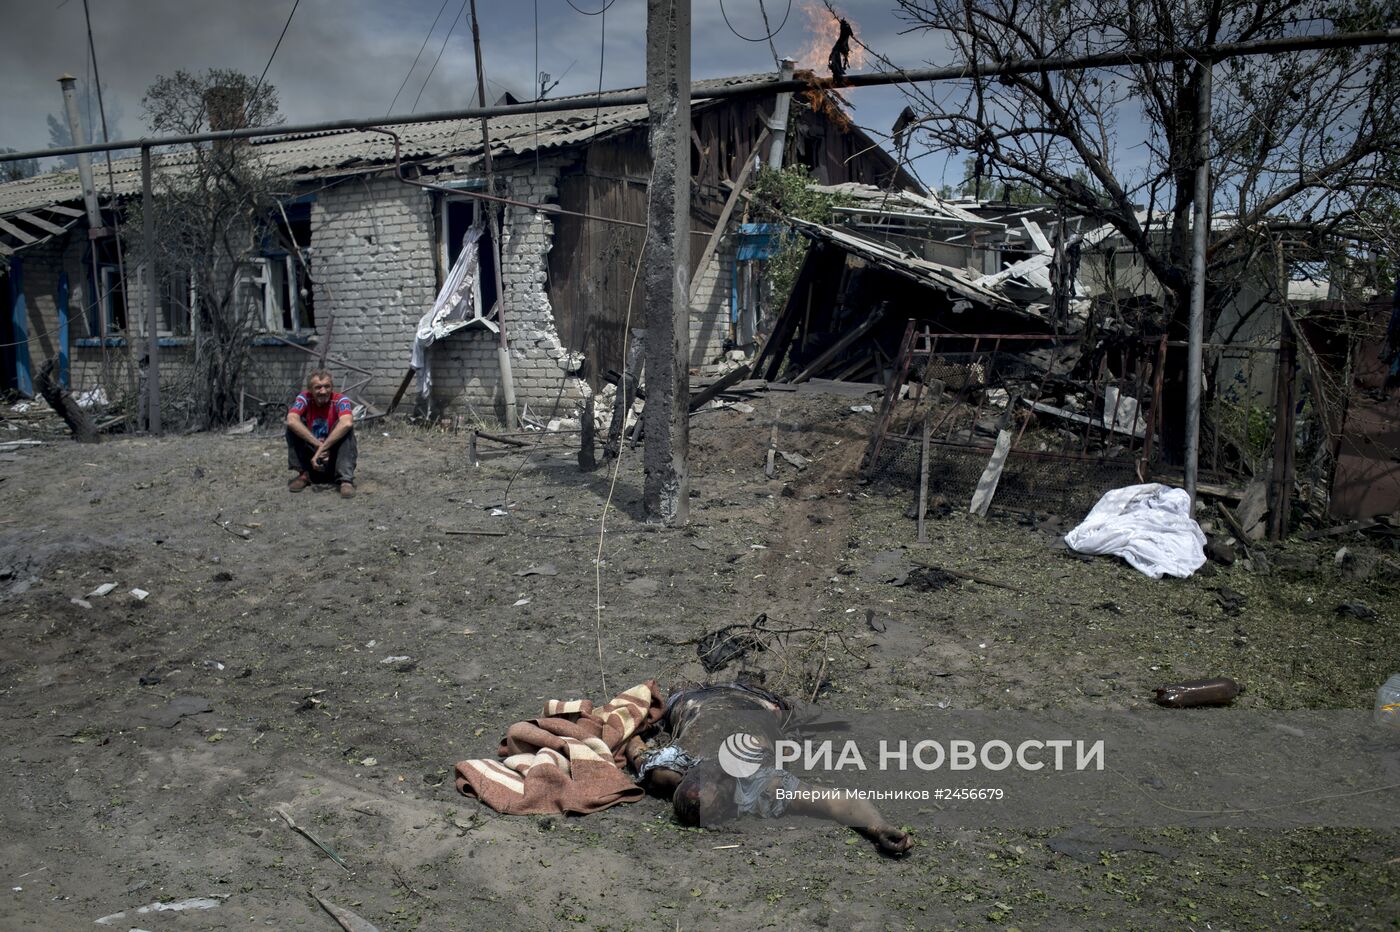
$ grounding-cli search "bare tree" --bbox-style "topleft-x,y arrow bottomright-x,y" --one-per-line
889,0 -> 1399,323
124,69 -> 285,428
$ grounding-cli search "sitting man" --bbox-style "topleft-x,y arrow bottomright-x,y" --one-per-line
627,683 -> 913,855
285,369 -> 357,498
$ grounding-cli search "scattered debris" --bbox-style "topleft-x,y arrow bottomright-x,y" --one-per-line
779,451 -> 809,470
380,655 -> 412,664
1046,826 -> 1178,863
86,582 -> 117,598
225,418 -> 258,435
1152,677 -> 1241,708
909,560 -> 1019,592
129,588 -> 150,601
1215,588 -> 1248,617
315,895 -> 382,932
1336,601 -> 1377,621
901,566 -> 960,592
136,696 -> 214,729
95,895 -> 226,925
276,805 -> 350,872
514,563 -> 559,577
70,597 -> 91,609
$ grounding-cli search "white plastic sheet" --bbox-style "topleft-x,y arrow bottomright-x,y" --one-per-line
1064,483 -> 1206,579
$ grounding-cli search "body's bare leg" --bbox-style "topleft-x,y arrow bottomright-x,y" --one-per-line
784,780 -> 913,854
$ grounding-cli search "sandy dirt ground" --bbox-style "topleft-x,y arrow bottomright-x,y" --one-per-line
0,392 -> 1396,931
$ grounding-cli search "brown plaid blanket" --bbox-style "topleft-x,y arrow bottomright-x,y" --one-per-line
455,681 -> 664,815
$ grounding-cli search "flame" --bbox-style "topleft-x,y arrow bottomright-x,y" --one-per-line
792,0 -> 865,76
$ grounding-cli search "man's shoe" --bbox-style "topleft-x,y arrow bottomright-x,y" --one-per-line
339,482 -> 356,499
289,473 -> 311,493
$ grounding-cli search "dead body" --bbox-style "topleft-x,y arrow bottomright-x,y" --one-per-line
626,683 -> 913,855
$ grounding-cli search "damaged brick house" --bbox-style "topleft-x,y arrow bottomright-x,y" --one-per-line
0,73 -> 914,420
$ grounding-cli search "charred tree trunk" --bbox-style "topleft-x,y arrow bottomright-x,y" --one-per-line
34,359 -> 99,443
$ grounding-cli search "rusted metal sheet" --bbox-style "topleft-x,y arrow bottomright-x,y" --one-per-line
1329,299 -> 1400,519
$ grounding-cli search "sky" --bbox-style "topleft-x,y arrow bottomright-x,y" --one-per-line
0,0 -> 975,184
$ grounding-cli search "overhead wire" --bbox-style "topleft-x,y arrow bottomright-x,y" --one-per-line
719,0 -> 792,42
249,0 -> 300,122
563,0 -> 620,15
387,0 -> 454,116
411,0 -> 469,114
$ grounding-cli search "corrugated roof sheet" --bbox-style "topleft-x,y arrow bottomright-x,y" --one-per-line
788,217 -> 1035,314
0,73 -> 773,223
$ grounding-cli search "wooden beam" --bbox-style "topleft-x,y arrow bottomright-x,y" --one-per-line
14,212 -> 68,236
790,305 -> 886,383
688,129 -> 768,304
0,216 -> 37,244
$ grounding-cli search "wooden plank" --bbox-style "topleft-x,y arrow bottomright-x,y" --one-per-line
917,414 -> 931,544
14,212 -> 68,236
969,428 -> 1012,517
688,363 -> 751,411
1296,519 -> 1379,541
41,204 -> 85,218
764,408 -> 781,478
790,305 -> 886,383
688,129 -> 768,304
0,216 -> 38,245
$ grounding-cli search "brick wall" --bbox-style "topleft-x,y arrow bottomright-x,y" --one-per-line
423,159 -> 586,421
688,237 -> 735,366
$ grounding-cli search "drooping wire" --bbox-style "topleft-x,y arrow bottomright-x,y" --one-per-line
563,0 -> 619,15
589,0 -> 607,143
248,0 -> 300,122
387,0 -> 454,116
719,0 -> 792,42
411,0 -> 469,114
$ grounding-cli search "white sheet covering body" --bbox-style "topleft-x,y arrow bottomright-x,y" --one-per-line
1064,483 -> 1207,579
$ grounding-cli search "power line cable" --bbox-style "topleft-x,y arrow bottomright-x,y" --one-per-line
563,0 -> 619,15
757,0 -> 783,69
589,1 -> 607,143
719,0 -> 792,42
412,0 -> 469,114
388,0 -> 454,116
249,0 -> 300,121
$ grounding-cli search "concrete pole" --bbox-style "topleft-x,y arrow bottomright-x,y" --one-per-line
468,0 -> 518,430
141,145 -> 161,434
1185,61 -> 1211,507
643,0 -> 691,525
58,76 -> 103,234
766,58 -> 795,170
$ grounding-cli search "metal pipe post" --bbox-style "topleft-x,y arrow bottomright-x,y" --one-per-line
1185,62 -> 1212,505
141,145 -> 161,434
468,0 -> 518,430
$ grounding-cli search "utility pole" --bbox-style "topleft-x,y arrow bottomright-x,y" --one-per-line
468,0 -> 518,430
141,145 -> 161,434
1185,60 -> 1212,507
766,58 -> 795,170
643,0 -> 691,525
59,75 -> 104,393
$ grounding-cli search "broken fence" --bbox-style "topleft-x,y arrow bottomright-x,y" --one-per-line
861,323 -> 1166,517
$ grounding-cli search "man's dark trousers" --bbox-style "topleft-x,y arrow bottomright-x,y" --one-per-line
286,428 -> 357,484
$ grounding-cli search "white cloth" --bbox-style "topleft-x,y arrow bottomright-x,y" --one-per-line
1064,483 -> 1206,579
410,222 -> 489,398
